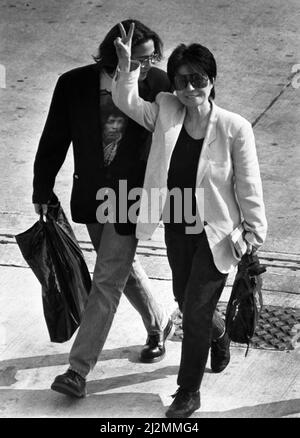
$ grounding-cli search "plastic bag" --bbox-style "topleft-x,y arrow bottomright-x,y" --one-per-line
15,202 -> 91,343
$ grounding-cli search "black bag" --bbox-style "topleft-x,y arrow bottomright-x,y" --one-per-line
225,253 -> 266,354
15,202 -> 91,343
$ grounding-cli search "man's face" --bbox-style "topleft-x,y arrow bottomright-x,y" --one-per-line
103,114 -> 126,143
131,39 -> 156,82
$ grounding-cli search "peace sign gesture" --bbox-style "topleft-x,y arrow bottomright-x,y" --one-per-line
114,22 -> 135,71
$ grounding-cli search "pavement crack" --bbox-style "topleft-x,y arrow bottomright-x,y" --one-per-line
251,72 -> 298,128
0,263 -> 28,269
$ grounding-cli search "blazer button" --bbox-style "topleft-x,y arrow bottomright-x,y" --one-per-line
74,174 -> 79,180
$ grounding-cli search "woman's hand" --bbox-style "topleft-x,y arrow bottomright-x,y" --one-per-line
246,241 -> 258,255
114,22 -> 135,72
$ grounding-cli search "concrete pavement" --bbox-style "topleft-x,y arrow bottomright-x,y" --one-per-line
0,0 -> 300,419
1,225 -> 299,418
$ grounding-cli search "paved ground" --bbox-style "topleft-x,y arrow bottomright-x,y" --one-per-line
0,0 -> 300,419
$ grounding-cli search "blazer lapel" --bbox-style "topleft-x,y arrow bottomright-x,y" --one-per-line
164,106 -> 186,167
80,64 -> 103,163
196,101 -> 218,187
163,100 -> 219,179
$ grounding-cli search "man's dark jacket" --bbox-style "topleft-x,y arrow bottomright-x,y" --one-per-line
32,63 -> 171,234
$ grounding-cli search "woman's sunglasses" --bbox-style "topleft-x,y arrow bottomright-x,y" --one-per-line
173,73 -> 209,90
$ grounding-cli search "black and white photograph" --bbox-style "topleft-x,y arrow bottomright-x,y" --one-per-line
0,0 -> 299,423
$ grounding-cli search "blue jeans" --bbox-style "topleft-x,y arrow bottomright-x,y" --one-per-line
165,227 -> 228,392
69,222 -> 167,378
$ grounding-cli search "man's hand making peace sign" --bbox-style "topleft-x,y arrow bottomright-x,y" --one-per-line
114,22 -> 135,72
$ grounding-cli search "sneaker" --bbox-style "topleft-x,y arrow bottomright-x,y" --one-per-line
211,332 -> 231,373
140,319 -> 175,363
51,369 -> 86,398
166,387 -> 200,418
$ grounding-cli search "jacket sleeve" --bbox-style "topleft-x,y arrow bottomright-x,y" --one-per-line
32,74 -> 71,204
111,62 -> 159,133
232,121 -> 268,248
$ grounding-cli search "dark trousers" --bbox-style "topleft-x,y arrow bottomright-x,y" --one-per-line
165,227 -> 228,392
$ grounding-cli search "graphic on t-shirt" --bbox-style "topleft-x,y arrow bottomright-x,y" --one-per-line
100,90 -> 128,166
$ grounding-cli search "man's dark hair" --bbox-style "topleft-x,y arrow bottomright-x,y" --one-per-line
167,43 -> 217,99
94,19 -> 163,74
101,99 -> 125,123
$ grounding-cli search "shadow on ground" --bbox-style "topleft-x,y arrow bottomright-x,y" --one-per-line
0,386 -> 299,418
0,345 -> 151,386
1,346 -> 299,418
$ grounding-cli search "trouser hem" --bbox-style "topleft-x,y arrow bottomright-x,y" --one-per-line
68,366 -> 87,380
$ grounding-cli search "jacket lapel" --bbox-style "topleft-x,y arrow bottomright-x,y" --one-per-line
163,100 -> 219,182
196,101 -> 218,187
164,106 -> 186,167
80,64 -> 103,163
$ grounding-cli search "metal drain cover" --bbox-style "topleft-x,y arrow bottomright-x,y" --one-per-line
171,303 -> 300,351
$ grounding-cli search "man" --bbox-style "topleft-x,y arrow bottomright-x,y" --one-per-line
33,19 -> 174,398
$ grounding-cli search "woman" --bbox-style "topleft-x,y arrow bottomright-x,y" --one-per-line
112,23 -> 267,418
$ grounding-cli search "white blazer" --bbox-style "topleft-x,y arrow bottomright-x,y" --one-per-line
112,63 -> 267,273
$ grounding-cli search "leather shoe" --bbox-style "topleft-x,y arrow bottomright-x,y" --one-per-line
51,369 -> 86,398
211,332 -> 231,373
140,319 -> 174,363
166,387 -> 200,418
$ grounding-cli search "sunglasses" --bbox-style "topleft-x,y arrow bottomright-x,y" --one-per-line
173,73 -> 209,90
132,53 -> 160,68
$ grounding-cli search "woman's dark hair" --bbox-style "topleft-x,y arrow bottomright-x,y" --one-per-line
93,19 -> 163,73
167,43 -> 217,99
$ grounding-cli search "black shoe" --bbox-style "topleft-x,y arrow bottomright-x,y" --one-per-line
211,332 -> 231,373
51,369 -> 86,398
140,319 -> 175,363
166,388 -> 200,418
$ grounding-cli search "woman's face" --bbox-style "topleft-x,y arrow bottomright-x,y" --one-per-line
174,65 -> 214,108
